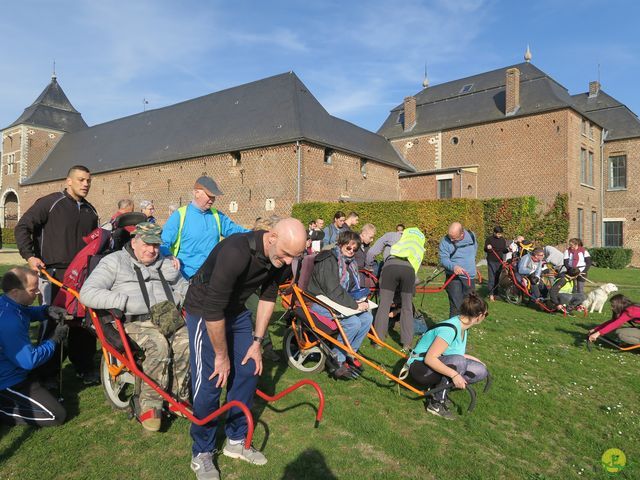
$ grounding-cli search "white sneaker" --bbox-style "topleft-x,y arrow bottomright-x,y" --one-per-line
191,452 -> 220,480
222,439 -> 267,465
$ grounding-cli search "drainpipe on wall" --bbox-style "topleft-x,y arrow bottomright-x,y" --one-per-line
296,141 -> 301,203
600,129 -> 607,247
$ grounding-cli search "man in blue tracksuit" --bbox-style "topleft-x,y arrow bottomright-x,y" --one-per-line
439,222 -> 478,317
160,176 -> 249,278
184,219 -> 307,479
0,267 -> 68,427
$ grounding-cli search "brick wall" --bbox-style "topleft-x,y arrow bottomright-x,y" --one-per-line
301,143 -> 399,202
565,110 -> 602,247
13,141 -> 400,230
603,137 -> 640,265
397,109 -> 605,248
391,134 -> 439,172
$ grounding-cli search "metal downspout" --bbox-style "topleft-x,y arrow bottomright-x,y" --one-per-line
600,129 -> 607,246
296,141 -> 301,203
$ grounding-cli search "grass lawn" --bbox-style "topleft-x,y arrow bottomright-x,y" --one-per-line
0,265 -> 638,479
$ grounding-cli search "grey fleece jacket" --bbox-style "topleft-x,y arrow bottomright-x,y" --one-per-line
79,246 -> 189,315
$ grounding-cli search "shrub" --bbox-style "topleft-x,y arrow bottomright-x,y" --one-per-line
293,194 -> 570,265
292,199 -> 485,265
482,194 -> 569,245
589,248 -> 633,269
1,228 -> 15,246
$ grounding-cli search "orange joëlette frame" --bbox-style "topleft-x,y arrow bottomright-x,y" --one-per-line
285,282 -> 426,396
41,269 -> 326,442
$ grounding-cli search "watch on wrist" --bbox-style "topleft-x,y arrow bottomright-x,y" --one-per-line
253,335 -> 264,343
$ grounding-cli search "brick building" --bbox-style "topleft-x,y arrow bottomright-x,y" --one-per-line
4,60 -> 640,263
1,72 -> 414,229
378,59 -> 640,263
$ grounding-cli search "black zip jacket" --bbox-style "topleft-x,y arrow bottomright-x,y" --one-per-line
484,235 -> 509,263
15,190 -> 98,268
184,231 -> 291,321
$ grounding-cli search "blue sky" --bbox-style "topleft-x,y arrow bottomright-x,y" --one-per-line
2,0 -> 639,133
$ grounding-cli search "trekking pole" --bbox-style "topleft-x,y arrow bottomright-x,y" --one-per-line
578,273 -> 598,285
58,330 -> 65,403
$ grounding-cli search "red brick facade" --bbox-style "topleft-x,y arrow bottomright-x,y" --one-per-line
395,108 -> 605,253
5,140 -> 401,229
603,137 -> 640,264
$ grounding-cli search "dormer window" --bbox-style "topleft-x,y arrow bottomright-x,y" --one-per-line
459,83 -> 474,94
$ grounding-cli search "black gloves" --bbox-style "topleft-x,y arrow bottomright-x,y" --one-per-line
51,323 -> 69,344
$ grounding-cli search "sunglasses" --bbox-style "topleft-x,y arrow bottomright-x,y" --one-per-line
342,245 -> 358,252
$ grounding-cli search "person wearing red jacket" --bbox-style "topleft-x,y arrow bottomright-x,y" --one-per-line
588,294 -> 640,345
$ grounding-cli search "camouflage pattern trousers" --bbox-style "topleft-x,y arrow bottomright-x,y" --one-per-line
123,321 -> 190,411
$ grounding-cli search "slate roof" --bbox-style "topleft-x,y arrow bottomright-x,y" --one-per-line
571,90 -> 640,141
7,76 -> 87,133
378,62 -> 600,139
24,72 -> 413,185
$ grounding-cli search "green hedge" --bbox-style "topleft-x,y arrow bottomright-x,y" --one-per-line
482,194 -> 569,245
292,194 -> 570,265
589,248 -> 633,269
1,228 -> 14,245
292,199 -> 485,265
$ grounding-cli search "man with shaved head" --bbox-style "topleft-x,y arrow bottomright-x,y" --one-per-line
439,222 -> 478,317
184,217 -> 306,478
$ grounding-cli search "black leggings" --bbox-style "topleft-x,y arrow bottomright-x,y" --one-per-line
0,379 -> 66,427
373,258 -> 415,346
409,354 -> 488,402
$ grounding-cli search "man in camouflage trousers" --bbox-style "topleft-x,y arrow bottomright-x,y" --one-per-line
80,222 -> 190,432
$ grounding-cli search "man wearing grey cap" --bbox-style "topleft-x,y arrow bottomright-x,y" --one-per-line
161,176 -> 249,278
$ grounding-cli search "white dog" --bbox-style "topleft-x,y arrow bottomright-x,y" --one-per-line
581,283 -> 619,313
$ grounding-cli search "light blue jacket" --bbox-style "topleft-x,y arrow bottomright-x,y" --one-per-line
0,295 -> 55,390
518,253 -> 543,277
438,230 -> 478,279
160,203 -> 249,278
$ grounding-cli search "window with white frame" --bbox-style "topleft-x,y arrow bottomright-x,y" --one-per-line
587,150 -> 594,186
6,153 -> 15,175
609,155 -> 627,189
591,211 -> 597,247
604,221 -> 623,247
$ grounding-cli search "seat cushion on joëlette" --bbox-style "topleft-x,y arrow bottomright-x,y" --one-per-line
294,307 -> 338,335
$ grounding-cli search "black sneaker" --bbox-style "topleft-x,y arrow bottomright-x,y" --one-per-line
425,399 -> 455,420
262,345 -> 281,362
77,370 -> 100,386
345,357 -> 364,373
333,363 -> 356,380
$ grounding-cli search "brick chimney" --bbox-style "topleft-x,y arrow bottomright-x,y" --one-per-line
505,67 -> 521,116
403,96 -> 416,131
588,80 -> 601,98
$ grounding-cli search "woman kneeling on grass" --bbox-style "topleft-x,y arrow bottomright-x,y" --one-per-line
588,294 -> 640,346
407,293 -> 489,420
